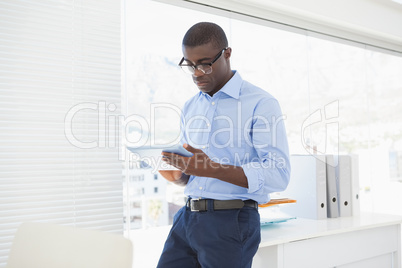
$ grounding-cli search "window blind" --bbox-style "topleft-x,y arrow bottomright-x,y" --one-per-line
0,0 -> 122,266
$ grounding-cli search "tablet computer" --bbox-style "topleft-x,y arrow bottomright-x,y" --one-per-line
126,144 -> 193,157
162,144 -> 193,157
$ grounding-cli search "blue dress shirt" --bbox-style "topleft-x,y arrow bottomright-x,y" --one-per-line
181,71 -> 290,204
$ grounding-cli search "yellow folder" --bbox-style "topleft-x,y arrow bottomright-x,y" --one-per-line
258,198 -> 297,208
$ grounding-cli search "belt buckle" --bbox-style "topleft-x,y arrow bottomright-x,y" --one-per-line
190,198 -> 204,212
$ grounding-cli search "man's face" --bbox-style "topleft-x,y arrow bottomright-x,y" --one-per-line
182,42 -> 231,96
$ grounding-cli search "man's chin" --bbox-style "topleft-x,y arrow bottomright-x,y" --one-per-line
198,86 -> 211,93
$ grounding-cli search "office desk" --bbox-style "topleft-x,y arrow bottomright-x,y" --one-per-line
253,212 -> 402,268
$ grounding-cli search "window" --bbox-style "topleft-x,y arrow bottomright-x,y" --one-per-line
1,0 -> 400,267
130,175 -> 144,182
0,0 -> 122,266
125,1 -> 402,266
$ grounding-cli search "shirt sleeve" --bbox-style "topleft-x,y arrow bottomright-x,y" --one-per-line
241,98 -> 291,194
179,101 -> 188,146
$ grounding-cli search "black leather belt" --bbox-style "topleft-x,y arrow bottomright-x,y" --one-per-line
187,199 -> 258,212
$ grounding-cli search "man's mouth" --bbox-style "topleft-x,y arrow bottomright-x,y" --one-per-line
194,80 -> 208,87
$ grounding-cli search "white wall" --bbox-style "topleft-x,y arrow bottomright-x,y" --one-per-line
156,0 -> 402,53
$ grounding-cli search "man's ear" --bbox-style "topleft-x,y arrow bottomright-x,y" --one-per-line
224,47 -> 232,59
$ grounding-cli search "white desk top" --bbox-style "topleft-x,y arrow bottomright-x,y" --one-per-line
130,212 -> 402,267
259,212 -> 402,247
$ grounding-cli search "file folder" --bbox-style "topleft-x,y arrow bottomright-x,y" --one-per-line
258,198 -> 297,208
280,155 -> 327,220
337,155 -> 352,217
260,216 -> 296,226
350,155 -> 360,216
326,155 -> 339,218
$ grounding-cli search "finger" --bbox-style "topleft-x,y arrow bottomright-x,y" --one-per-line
162,151 -> 190,160
183,143 -> 203,154
162,154 -> 185,165
162,157 -> 185,171
161,152 -> 177,157
162,154 -> 179,164
161,156 -> 173,165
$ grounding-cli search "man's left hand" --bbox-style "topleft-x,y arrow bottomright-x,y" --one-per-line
161,143 -> 219,177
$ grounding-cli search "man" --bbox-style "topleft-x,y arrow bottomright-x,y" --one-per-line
157,22 -> 290,268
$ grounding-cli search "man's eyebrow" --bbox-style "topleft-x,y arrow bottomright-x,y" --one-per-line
183,56 -> 213,64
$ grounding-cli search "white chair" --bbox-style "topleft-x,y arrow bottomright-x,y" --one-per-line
6,222 -> 133,268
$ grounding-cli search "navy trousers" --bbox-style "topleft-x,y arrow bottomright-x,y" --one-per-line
157,199 -> 261,268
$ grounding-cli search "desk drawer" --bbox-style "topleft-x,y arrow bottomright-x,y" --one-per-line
283,225 -> 399,268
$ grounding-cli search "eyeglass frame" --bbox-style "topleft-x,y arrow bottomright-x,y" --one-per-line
178,47 -> 228,75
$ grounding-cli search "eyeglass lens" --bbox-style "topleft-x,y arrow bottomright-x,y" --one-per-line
181,65 -> 212,75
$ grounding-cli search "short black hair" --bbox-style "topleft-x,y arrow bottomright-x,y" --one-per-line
182,22 -> 228,49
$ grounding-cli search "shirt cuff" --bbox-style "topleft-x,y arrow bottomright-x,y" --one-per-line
242,163 -> 264,194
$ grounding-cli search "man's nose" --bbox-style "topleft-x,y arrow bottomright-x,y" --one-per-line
192,68 -> 205,77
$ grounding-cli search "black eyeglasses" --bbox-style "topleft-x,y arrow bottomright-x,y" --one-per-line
178,47 -> 228,75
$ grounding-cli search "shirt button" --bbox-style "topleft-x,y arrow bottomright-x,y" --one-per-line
211,102 -> 215,105
202,146 -> 206,149
206,123 -> 210,127
199,187 -> 203,190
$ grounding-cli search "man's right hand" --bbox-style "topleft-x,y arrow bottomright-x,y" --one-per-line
158,170 -> 190,186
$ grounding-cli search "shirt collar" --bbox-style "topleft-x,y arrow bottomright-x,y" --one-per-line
198,70 -> 242,100
219,70 -> 241,99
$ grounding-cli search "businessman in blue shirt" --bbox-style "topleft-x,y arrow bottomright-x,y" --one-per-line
157,22 -> 290,268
